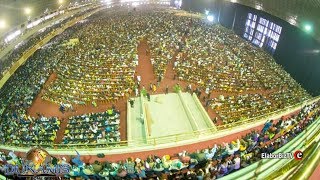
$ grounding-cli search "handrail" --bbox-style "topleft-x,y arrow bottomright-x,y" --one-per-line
0,96 -> 319,151
192,93 -> 217,130
0,0 -> 319,151
220,115 -> 320,180
265,130 -> 320,180
289,140 -> 320,179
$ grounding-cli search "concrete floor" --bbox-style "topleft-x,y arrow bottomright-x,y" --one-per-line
147,93 -> 193,138
128,93 -> 213,145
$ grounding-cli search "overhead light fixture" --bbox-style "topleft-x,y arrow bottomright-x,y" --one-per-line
255,3 -> 263,10
132,2 -> 139,7
0,19 -> 6,29
304,24 -> 312,32
24,7 -> 32,15
287,15 -> 298,26
207,15 -> 214,22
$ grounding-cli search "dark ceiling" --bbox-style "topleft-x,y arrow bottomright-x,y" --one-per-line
0,0 -> 84,36
0,0 -> 319,40
225,0 -> 320,41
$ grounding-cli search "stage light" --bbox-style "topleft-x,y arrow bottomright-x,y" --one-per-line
287,15 -> 297,26
205,10 -> 209,15
58,0 -> 64,4
24,7 -> 32,15
0,19 -> 6,29
132,2 -> 139,7
255,4 -> 263,10
304,24 -> 312,32
207,15 -> 214,22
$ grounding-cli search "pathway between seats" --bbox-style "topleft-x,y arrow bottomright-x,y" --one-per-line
28,73 -> 128,143
135,39 -> 156,88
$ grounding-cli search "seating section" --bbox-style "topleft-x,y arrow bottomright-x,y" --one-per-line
147,13 -> 187,81
210,94 -> 274,124
170,19 -> 310,124
0,5 -> 314,152
175,23 -> 309,96
1,101 -> 318,179
0,115 -> 60,146
63,109 -> 121,144
0,10 -> 88,77
0,45 -> 64,145
176,26 -> 262,92
42,10 -> 142,104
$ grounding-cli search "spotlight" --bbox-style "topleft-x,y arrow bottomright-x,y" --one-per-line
24,7 -> 32,15
0,19 -> 6,29
132,2 -> 139,7
304,24 -> 312,32
207,15 -> 214,22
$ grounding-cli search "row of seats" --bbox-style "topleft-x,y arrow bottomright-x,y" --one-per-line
63,109 -> 121,144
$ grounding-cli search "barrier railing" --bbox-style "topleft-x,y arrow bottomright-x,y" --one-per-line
265,131 -> 320,180
0,96 -> 319,151
0,0 -> 319,151
220,115 -> 320,180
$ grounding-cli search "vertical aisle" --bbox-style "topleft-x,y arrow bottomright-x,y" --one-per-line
135,39 -> 156,88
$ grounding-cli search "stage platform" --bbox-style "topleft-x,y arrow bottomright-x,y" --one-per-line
127,92 -> 216,145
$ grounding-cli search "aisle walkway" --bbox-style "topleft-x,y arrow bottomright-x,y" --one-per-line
28,74 -> 128,143
135,39 -> 156,87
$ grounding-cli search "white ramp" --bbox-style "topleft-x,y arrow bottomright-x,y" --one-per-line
181,93 -> 210,130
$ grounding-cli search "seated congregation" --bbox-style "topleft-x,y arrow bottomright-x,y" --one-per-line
0,101 -> 318,179
63,108 -> 121,145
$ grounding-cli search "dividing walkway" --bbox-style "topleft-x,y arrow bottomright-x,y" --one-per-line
135,39 -> 156,88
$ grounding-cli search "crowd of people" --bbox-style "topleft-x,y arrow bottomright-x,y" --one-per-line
0,9 -> 93,145
165,18 -> 310,125
0,9 -> 92,77
0,42 -> 65,145
0,101 -> 318,179
0,3 -> 316,157
147,13 -> 188,82
63,108 -> 121,145
42,9 -> 144,105
0,114 -> 60,146
42,8 -> 194,105
209,93 -> 274,124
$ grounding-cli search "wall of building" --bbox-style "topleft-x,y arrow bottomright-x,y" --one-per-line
181,0 -> 320,96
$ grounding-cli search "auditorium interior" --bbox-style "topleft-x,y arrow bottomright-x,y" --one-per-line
0,0 -> 320,179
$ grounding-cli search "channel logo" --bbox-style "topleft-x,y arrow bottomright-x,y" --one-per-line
293,150 -> 303,160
